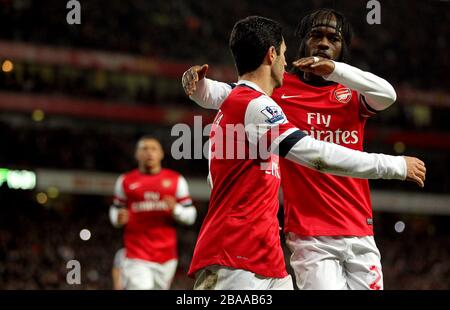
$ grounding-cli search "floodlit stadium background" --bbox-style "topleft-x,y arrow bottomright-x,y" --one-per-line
0,0 -> 449,289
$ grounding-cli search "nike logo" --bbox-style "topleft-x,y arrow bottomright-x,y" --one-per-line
129,183 -> 140,190
281,94 -> 303,99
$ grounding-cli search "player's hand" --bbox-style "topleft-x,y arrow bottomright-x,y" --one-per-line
117,209 -> 129,225
403,156 -> 426,188
163,196 -> 177,213
292,56 -> 335,76
182,64 -> 209,96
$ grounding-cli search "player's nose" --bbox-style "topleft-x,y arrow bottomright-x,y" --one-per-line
317,37 -> 330,49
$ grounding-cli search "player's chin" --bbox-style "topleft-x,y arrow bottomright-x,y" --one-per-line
145,159 -> 156,167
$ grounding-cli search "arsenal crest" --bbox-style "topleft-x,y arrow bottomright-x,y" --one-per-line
334,87 -> 352,104
162,179 -> 172,188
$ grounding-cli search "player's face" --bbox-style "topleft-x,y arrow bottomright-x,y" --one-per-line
272,40 -> 287,88
135,139 -> 164,169
305,16 -> 343,61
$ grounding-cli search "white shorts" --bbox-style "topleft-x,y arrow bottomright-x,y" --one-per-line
286,233 -> 383,290
194,265 -> 293,290
122,258 -> 178,290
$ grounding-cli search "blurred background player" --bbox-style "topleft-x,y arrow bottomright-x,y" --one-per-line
182,9 -> 426,290
188,15 -> 425,290
109,136 -> 197,290
112,248 -> 125,290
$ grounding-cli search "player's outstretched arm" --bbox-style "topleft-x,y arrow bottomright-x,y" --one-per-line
244,96 -> 426,186
293,57 -> 396,111
283,134 -> 425,186
181,64 -> 232,110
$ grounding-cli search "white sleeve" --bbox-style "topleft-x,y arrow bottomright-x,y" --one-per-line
285,135 -> 407,180
189,78 -> 233,110
324,61 -> 397,111
109,206 -> 120,228
244,96 -> 407,180
172,176 -> 197,226
110,175 -> 126,228
244,95 -> 293,147
113,175 -> 126,205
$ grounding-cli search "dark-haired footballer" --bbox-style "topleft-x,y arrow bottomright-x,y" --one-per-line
110,136 -> 197,289
186,15 -> 425,290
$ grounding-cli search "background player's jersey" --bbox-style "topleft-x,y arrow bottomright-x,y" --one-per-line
272,72 -> 374,236
114,169 -> 192,263
189,82 -> 295,279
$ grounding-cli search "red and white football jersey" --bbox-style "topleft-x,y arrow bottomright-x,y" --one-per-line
188,81 -> 295,279
188,76 -> 405,278
189,63 -> 402,240
272,72 -> 374,236
114,169 -> 192,263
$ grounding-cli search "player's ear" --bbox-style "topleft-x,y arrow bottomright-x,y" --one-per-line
267,46 -> 277,65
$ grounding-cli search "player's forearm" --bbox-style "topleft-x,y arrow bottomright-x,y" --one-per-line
189,78 -> 232,110
173,204 -> 197,225
284,135 -> 407,180
325,61 -> 397,110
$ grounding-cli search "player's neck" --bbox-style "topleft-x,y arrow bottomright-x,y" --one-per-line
139,165 -> 162,175
239,69 -> 275,96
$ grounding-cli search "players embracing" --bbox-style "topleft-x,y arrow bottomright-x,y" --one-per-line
182,10 -> 426,290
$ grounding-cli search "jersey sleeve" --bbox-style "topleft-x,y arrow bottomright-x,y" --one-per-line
175,175 -> 193,206
285,135 -> 407,180
113,175 -> 126,207
244,95 -> 407,180
324,61 -> 397,118
110,175 -> 126,228
244,95 -> 303,154
172,175 -> 197,226
189,78 -> 234,110
359,93 -> 379,118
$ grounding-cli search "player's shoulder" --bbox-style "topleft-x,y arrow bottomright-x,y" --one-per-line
224,84 -> 274,117
160,168 -> 184,180
247,92 -> 281,111
122,169 -> 140,177
119,169 -> 141,182
231,83 -> 268,100
246,94 -> 286,125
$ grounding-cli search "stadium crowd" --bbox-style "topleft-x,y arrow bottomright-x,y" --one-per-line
0,0 -> 448,90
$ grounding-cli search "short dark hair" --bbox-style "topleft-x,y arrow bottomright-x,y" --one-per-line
294,9 -> 353,62
136,135 -> 161,149
229,16 -> 284,76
